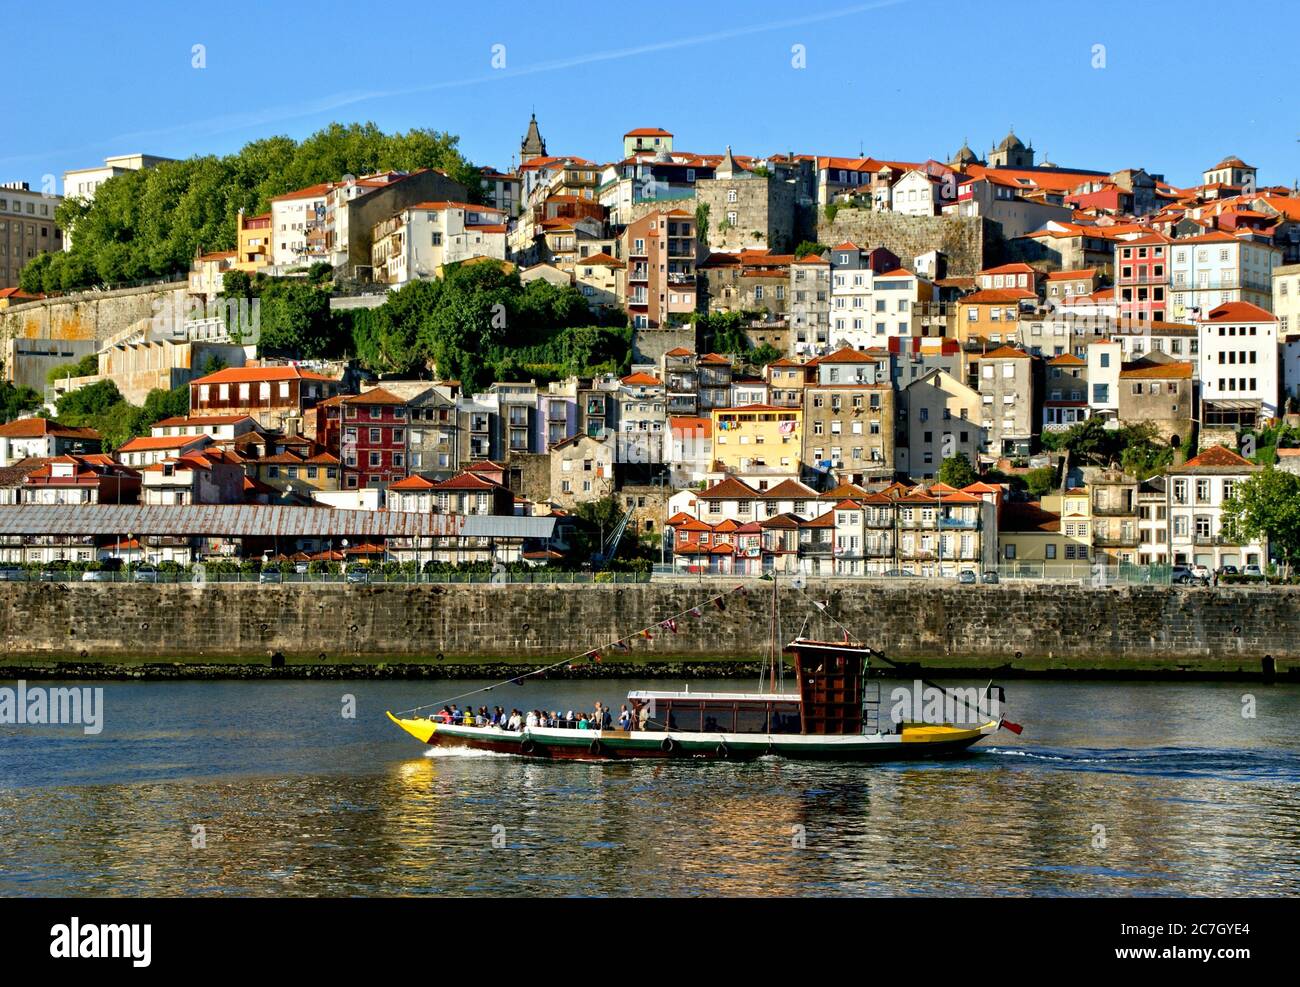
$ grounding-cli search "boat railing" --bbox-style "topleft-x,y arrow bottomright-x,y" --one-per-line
863,680 -> 881,734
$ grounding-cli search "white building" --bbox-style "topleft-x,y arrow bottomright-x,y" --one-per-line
60,154 -> 172,250
1086,338 -> 1122,420
371,201 -> 508,286
270,183 -> 330,268
1196,301 -> 1280,422
1165,445 -> 1265,570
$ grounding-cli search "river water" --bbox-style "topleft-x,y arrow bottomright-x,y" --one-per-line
1,677 -> 1297,897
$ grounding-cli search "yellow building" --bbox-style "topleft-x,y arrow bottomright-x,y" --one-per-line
236,211 -> 272,272
710,404 -> 802,472
998,489 -> 1093,569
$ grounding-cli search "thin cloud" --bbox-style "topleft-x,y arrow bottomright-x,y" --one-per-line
1,0 -> 907,168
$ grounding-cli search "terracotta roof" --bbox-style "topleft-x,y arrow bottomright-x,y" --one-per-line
762,478 -> 818,499
962,288 -> 1035,304
578,252 -> 625,268
972,345 -> 1031,360
816,346 -> 878,364
270,183 -> 330,202
624,127 -> 673,137
430,473 -> 502,491
699,477 -> 760,499
979,263 -> 1036,276
1048,353 -> 1086,366
0,417 -> 101,441
152,415 -> 256,428
1178,445 -> 1254,470
1045,268 -> 1098,280
116,435 -> 212,452
1119,359 -> 1193,380
621,372 -> 663,386
388,474 -> 439,491
1001,502 -> 1061,533
801,509 -> 836,529
192,365 -> 339,385
342,387 -> 407,406
1201,301 -> 1276,324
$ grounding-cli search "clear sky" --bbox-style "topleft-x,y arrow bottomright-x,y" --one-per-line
6,0 -> 1297,193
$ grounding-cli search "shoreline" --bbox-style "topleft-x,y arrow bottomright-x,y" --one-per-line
1,656 -> 1294,682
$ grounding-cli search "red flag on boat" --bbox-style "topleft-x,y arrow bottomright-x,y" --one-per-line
639,628 -> 653,641
689,606 -> 703,618
1000,719 -> 1024,734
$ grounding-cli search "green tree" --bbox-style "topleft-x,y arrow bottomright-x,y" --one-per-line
1024,466 -> 1057,497
258,280 -> 339,358
938,453 -> 978,489
0,381 -> 41,422
1223,467 -> 1300,573
45,353 -> 100,384
794,241 -> 829,259
55,379 -> 124,421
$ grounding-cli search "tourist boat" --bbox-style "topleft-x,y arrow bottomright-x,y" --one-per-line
387,633 -> 1014,762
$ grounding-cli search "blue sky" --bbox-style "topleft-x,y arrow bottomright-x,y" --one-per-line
6,0 -> 1297,192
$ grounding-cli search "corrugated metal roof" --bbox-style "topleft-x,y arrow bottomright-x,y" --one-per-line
0,505 -> 484,538
462,515 -> 557,539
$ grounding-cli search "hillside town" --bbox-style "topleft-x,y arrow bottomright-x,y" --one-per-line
2,119 -> 1300,581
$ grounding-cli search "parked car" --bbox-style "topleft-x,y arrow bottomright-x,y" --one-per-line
882,569 -> 916,578
957,569 -> 977,584
1190,564 -> 1211,581
81,569 -> 115,582
0,565 -> 26,581
1217,565 -> 1239,576
1172,565 -> 1208,586
1243,564 -> 1264,579
982,571 -> 1000,584
345,568 -> 371,584
258,569 -> 282,584
132,564 -> 159,583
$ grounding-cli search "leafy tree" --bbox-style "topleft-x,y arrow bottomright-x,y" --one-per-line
56,379 -> 124,421
938,453 -> 978,489
1024,466 -> 1057,497
52,123 -> 479,291
258,280 -> 340,358
794,241 -> 829,259
45,353 -> 100,384
307,262 -> 334,286
1223,467 -> 1300,573
694,202 -> 710,244
222,270 -> 253,298
0,381 -> 42,422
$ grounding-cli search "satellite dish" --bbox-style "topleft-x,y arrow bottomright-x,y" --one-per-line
342,173 -> 357,186
791,574 -> 806,591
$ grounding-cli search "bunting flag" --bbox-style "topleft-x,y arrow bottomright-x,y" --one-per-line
593,653 -> 603,664
661,618 -> 678,635
732,585 -> 747,595
639,628 -> 654,641
713,596 -> 727,612
613,640 -> 630,652
689,606 -> 704,618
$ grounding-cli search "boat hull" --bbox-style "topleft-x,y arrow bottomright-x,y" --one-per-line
387,713 -> 997,762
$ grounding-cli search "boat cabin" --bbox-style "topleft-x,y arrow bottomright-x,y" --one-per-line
625,691 -> 803,734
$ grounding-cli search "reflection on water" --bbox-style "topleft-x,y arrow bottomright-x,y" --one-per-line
1,678 -> 1297,896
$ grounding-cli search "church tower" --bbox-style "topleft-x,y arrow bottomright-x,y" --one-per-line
520,113 -> 547,164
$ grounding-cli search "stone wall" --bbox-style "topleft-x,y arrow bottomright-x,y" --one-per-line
1,582 -> 1297,674
814,211 -> 995,276
0,283 -> 183,351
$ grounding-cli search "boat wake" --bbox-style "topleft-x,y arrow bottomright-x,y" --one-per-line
422,747 -> 511,759
981,745 -> 1298,782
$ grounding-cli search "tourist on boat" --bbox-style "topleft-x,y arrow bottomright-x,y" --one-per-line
601,706 -> 613,730
638,705 -> 650,730
508,710 -> 523,731
577,714 -> 590,730
525,710 -> 538,729
618,705 -> 631,731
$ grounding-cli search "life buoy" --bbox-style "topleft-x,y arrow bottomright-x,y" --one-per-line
660,737 -> 676,754
520,738 -> 538,756
588,739 -> 603,756
716,742 -> 731,759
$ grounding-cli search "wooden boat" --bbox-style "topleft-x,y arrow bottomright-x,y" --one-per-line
387,636 -> 1009,762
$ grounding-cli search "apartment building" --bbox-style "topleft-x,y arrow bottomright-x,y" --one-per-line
0,182 -> 62,289
623,209 -> 697,329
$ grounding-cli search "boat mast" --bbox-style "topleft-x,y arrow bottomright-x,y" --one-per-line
764,572 -> 774,697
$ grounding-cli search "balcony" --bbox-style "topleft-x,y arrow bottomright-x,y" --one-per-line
799,540 -> 834,556
1091,501 -> 1136,516
937,518 -> 978,530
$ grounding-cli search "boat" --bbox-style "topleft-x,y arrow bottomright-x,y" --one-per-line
388,588 -> 1018,761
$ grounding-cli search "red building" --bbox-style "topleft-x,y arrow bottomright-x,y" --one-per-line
318,388 -> 410,490
1115,232 -> 1171,325
189,365 -> 342,432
